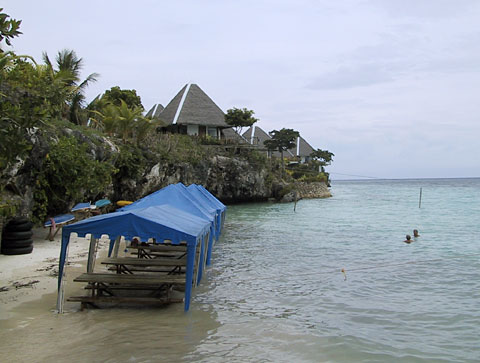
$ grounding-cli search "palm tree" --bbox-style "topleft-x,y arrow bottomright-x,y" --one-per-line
135,116 -> 163,145
116,100 -> 144,143
42,49 -> 99,125
98,103 -> 119,136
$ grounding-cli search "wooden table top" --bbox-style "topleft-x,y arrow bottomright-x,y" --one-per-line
101,257 -> 187,267
74,272 -> 186,285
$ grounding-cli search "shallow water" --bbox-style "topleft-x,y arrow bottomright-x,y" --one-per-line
1,178 -> 479,362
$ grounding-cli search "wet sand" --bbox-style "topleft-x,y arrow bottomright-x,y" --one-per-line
0,229 -> 218,362
0,226 -> 110,320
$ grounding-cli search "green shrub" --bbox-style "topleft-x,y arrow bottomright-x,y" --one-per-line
114,144 -> 146,180
32,137 -> 115,222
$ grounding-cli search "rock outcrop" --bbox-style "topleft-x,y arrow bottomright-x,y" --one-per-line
280,182 -> 332,203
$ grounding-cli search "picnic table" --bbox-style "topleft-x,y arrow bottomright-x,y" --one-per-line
69,272 -> 186,308
129,244 -> 188,259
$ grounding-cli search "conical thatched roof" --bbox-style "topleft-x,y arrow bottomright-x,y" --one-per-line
289,135 -> 315,157
145,104 -> 164,119
242,126 -> 294,157
157,84 -> 228,127
222,128 -> 248,143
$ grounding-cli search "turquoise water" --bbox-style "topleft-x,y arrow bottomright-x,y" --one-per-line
191,178 -> 480,362
2,178 -> 479,362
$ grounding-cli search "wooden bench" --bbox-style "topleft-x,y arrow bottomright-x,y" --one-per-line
128,245 -> 189,259
74,272 -> 186,285
67,295 -> 183,309
101,257 -> 187,275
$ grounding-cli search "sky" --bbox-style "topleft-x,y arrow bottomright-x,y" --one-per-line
3,0 -> 480,179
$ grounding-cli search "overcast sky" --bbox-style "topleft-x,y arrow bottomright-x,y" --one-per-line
4,0 -> 480,179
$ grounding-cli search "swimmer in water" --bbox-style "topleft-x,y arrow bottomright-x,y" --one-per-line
404,235 -> 412,244
413,229 -> 420,238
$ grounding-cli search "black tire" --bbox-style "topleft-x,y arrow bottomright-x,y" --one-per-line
1,245 -> 34,255
6,216 -> 30,226
2,230 -> 33,240
5,221 -> 34,232
1,238 -> 33,248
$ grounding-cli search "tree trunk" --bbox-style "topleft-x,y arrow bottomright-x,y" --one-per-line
280,149 -> 285,177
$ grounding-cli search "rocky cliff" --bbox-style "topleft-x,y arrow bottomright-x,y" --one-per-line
0,127 -> 330,222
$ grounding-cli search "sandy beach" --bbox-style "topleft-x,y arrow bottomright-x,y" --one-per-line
0,226 -> 109,320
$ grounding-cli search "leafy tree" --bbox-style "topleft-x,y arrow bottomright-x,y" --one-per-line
0,8 -> 22,52
310,149 -> 334,166
225,107 -> 258,135
264,128 -> 299,173
0,58 -> 68,169
102,86 -> 143,110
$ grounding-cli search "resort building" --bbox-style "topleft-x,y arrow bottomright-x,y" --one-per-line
242,126 -> 297,159
145,104 -> 164,119
288,135 -> 315,163
150,84 -> 230,139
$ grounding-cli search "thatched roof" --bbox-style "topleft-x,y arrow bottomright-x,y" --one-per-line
242,126 -> 294,157
222,128 -> 248,143
145,104 -> 164,119
289,135 -> 315,157
157,84 -> 229,127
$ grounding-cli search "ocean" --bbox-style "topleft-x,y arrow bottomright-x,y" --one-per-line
2,178 -> 479,362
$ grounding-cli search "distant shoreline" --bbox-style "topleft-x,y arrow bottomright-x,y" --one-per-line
331,176 -> 480,182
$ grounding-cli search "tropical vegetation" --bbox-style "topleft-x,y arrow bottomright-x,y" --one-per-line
0,8 -> 334,222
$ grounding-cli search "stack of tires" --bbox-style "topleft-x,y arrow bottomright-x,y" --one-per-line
1,216 -> 34,255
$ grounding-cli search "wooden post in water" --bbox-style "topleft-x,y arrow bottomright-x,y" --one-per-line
419,187 -> 422,208
294,190 -> 298,212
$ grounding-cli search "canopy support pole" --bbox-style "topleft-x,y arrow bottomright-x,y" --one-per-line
197,235 -> 206,285
87,235 -> 98,273
56,239 -> 70,313
193,241 -> 201,288
112,236 -> 121,257
206,228 -> 214,266
184,243 -> 197,312
202,233 -> 209,275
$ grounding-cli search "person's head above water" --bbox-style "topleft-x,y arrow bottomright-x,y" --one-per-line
413,229 -> 420,237
404,235 -> 412,243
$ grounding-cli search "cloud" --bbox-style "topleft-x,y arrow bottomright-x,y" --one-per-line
306,64 -> 394,90
367,0 -> 479,19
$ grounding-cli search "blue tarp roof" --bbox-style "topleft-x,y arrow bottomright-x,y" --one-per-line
187,184 -> 226,212
62,204 -> 211,245
58,204 -> 211,290
119,184 -> 216,222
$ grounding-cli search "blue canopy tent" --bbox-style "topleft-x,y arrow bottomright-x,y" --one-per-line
56,205 -> 211,313
185,184 -> 227,264
190,184 -> 227,229
176,183 -> 221,239
119,183 -> 218,280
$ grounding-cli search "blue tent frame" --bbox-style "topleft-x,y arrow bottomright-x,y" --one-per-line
185,184 -> 227,264
190,184 -> 226,226
119,183 -> 219,279
56,205 -> 211,313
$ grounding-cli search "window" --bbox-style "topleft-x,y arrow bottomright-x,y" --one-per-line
207,127 -> 218,138
187,125 -> 199,136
